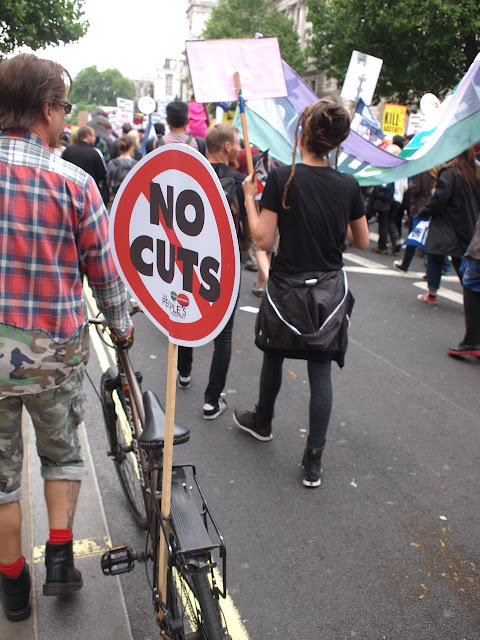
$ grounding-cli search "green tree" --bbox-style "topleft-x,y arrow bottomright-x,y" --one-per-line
0,0 -> 88,57
203,0 -> 305,74
307,0 -> 480,105
69,66 -> 134,106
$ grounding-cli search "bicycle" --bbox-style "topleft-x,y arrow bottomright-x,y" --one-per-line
89,309 -> 230,640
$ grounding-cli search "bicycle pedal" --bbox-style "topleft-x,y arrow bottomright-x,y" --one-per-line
101,545 -> 137,576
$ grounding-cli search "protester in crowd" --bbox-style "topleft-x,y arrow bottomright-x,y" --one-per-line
110,122 -> 135,159
369,173 -> 401,254
62,124 -> 107,189
177,123 -> 246,419
387,142 -> 409,242
106,135 -> 138,203
460,230 -> 480,340
145,122 -> 166,154
447,217 -> 480,357
88,108 -> 114,163
127,128 -> 142,160
0,53 -> 132,622
233,99 -> 369,488
186,94 -> 210,138
416,147 -> 480,304
155,100 -> 206,156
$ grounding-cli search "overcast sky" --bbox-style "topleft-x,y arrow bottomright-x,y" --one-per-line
15,0 -> 189,80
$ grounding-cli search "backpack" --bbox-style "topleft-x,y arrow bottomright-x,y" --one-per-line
212,164 -> 240,236
153,134 -> 207,157
368,182 -> 394,213
110,158 -> 136,195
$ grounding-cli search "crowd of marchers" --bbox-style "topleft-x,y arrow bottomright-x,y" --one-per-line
0,52 -> 479,625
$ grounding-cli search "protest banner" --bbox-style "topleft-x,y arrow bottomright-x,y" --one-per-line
109,142 -> 240,611
116,97 -> 134,132
186,37 -> 287,174
382,103 -> 408,135
341,50 -> 383,105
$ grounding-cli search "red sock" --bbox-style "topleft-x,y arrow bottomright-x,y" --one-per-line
48,528 -> 73,545
0,556 -> 24,578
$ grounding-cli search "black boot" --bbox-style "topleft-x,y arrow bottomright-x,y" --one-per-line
0,561 -> 31,621
43,541 -> 83,596
302,443 -> 325,488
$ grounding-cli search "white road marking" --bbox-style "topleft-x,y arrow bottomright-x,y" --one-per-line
343,252 -> 389,269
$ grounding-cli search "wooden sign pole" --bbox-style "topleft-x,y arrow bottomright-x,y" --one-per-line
157,340 -> 178,618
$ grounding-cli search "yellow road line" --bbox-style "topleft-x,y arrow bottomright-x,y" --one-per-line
213,569 -> 249,640
33,537 -> 112,563
84,285 -> 249,639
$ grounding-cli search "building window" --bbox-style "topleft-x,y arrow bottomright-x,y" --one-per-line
166,74 -> 173,95
311,79 -> 316,94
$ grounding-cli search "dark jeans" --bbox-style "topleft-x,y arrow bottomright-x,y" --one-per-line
426,254 -> 462,291
377,205 -> 399,250
178,309 -> 236,406
462,286 -> 480,345
257,351 -> 332,449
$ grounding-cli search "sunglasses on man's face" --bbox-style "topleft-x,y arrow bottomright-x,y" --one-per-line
56,100 -> 72,115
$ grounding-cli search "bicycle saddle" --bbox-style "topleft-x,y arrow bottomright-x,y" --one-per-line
139,390 -> 190,449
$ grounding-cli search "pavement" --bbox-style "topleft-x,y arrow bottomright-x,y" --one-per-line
0,412 -> 133,640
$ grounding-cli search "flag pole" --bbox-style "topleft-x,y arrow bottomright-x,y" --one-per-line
234,72 -> 254,175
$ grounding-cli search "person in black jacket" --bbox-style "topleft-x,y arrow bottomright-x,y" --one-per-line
61,125 -> 106,188
233,99 -> 369,488
416,148 -> 480,304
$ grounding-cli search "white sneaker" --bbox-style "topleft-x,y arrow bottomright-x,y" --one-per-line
203,398 -> 227,420
178,374 -> 190,389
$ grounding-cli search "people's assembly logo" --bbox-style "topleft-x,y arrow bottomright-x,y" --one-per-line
163,291 -> 190,319
109,144 -> 240,347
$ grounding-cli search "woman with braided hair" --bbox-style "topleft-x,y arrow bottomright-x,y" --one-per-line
233,99 -> 369,488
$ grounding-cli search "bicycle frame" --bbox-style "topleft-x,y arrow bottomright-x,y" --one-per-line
96,316 -> 229,638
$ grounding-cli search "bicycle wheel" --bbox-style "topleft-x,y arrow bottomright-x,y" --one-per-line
100,371 -> 147,529
167,567 -> 225,640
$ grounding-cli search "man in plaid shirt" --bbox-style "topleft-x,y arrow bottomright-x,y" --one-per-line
0,54 -> 132,621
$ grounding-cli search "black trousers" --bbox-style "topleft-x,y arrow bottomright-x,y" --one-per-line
178,309 -> 236,406
462,286 -> 480,345
257,351 -> 333,449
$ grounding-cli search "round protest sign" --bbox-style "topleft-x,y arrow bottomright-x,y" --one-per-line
109,144 -> 240,347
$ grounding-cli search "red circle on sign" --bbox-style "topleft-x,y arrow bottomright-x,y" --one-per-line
177,294 -> 189,307
110,145 -> 239,346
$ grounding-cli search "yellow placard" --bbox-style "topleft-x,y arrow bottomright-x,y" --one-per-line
382,103 -> 407,135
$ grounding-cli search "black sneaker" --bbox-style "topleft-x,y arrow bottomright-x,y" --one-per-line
372,247 -> 388,255
203,398 -> 227,420
178,373 -> 191,389
233,408 -> 273,441
302,443 -> 325,488
0,561 -> 31,621
393,260 -> 408,273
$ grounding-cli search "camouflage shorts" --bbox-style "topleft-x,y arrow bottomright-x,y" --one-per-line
0,367 -> 87,504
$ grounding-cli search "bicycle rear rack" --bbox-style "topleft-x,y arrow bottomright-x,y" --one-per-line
151,464 -> 227,599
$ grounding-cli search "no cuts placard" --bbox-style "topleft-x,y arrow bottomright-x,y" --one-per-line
109,144 -> 240,347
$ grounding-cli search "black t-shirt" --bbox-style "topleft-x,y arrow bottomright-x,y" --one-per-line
260,164 -> 365,273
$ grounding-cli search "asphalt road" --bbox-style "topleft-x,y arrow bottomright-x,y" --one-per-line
6,239 -> 479,640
